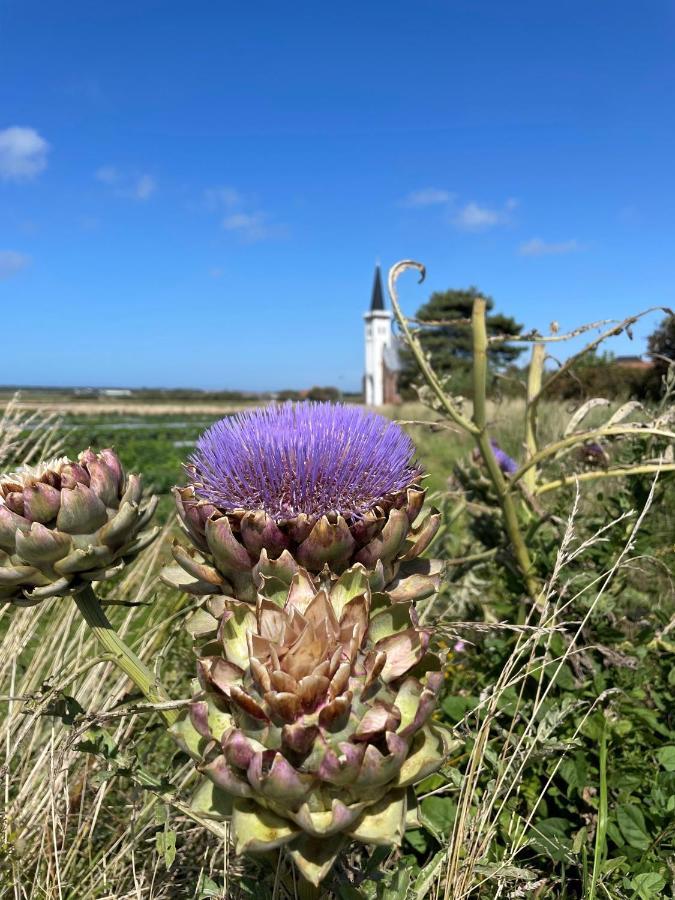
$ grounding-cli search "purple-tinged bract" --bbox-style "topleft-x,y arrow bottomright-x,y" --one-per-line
189,402 -> 422,521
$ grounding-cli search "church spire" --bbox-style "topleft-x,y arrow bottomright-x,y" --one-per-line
370,264 -> 385,311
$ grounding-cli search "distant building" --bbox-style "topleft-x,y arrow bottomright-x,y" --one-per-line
363,265 -> 401,406
98,388 -> 133,397
614,356 -> 653,371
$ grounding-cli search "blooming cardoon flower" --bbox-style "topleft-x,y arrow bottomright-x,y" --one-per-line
191,402 -> 421,520
163,403 -> 442,604
174,561 -> 452,886
0,449 -> 158,605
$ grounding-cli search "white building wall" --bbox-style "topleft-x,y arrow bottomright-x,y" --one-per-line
363,309 -> 393,406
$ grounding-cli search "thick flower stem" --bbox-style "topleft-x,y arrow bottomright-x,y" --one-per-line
524,341 -> 546,493
471,298 -> 539,602
74,584 -> 178,727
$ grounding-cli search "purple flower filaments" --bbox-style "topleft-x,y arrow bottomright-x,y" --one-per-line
188,402 -> 421,521
490,440 -> 518,476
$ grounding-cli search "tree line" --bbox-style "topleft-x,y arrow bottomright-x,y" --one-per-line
399,288 -> 674,401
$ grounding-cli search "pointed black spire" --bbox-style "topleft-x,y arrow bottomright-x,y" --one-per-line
370,265 -> 385,311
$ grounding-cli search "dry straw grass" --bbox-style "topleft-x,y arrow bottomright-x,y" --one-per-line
0,401 -> 228,899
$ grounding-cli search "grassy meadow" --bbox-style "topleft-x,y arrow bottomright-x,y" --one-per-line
1,391 -> 674,899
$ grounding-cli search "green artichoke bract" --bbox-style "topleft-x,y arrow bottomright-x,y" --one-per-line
0,449 -> 158,605
175,563 -> 451,886
163,403 -> 442,605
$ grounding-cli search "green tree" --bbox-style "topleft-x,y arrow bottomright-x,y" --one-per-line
648,314 -> 675,371
399,287 -> 525,394
306,385 -> 341,402
645,313 -> 675,398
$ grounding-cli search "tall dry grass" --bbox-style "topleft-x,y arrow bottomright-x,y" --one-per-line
0,396 -> 669,898
0,401 -> 230,899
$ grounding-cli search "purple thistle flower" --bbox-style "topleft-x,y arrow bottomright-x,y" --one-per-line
188,402 -> 422,522
490,440 -> 519,477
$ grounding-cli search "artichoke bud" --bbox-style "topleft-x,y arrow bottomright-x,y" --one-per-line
0,449 -> 158,605
179,563 -> 451,885
162,404 -> 451,884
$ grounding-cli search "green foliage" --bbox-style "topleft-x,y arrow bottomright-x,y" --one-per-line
542,356 -> 654,401
648,313 -> 675,368
305,385 -> 342,402
647,313 -> 675,395
399,287 -> 524,394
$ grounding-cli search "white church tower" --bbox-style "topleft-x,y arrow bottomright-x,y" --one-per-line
363,265 -> 398,406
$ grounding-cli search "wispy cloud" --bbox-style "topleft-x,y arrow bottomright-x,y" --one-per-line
95,165 -> 157,200
133,174 -> 156,200
222,211 -> 286,242
204,186 -> 242,210
519,237 -> 582,256
453,197 -> 518,232
95,165 -> 119,185
401,187 -> 453,208
0,250 -> 30,280
0,126 -> 49,181
205,185 -> 287,241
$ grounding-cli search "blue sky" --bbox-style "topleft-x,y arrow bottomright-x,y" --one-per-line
1,0 -> 674,391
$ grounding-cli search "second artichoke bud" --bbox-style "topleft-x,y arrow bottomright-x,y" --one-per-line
0,449 -> 158,604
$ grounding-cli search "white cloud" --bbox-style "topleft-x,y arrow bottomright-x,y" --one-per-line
0,127 -> 49,181
519,237 -> 582,256
205,187 -> 287,241
0,250 -> 30,280
204,186 -> 242,209
452,198 -> 519,232
133,174 -> 156,200
453,203 -> 501,231
222,211 -> 276,242
95,165 -> 120,185
95,165 -> 157,200
401,187 -> 453,208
